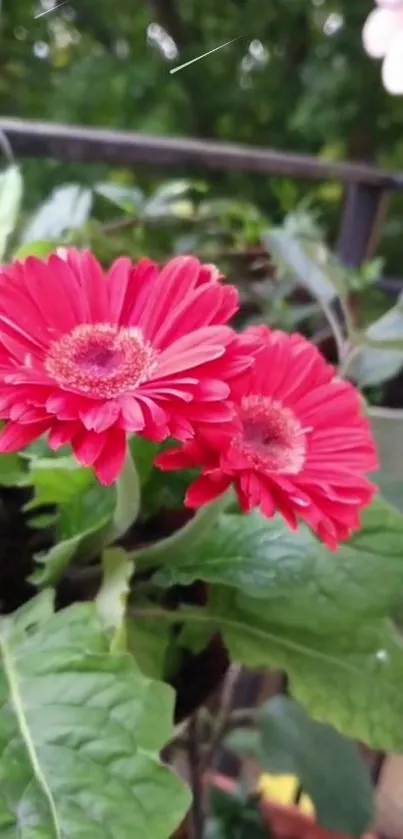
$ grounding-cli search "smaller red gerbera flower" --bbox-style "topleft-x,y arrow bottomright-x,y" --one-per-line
157,327 -> 379,549
0,250 -> 253,484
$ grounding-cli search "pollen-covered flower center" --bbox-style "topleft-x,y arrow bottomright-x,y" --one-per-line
45,323 -> 156,398
238,395 -> 306,474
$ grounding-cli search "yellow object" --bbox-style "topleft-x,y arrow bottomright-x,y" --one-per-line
258,774 -> 315,817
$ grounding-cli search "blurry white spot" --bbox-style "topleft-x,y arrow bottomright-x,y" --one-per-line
147,22 -> 179,61
56,247 -> 68,260
382,30 -> 403,94
115,39 -> 130,59
33,41 -> 50,59
376,649 -> 389,664
362,8 -> 397,59
24,354 -> 32,368
39,0 -> 55,10
323,12 -> 344,36
249,39 -> 269,65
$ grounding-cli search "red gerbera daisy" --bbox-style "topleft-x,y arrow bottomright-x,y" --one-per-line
0,250 -> 252,484
157,327 -> 379,549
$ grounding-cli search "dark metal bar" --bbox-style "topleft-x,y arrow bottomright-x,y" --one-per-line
336,183 -> 390,267
1,117 -> 403,187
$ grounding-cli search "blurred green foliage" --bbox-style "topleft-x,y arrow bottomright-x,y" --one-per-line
2,0 -> 403,272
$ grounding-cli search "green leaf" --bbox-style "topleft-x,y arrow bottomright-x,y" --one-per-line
154,500 -> 403,635
96,548 -> 134,647
0,165 -> 23,259
264,229 -> 343,303
256,697 -> 373,836
95,183 -> 144,214
127,617 -> 171,680
137,501 -> 403,749
0,453 -> 26,487
28,457 -> 115,586
144,179 -> 204,220
110,450 -> 141,543
348,295 -> 403,387
225,728 -> 262,762
165,589 -> 403,749
21,184 -> 93,243
12,239 -> 59,262
129,436 -> 160,485
0,593 -> 189,839
30,534 -> 85,586
24,455 -> 94,510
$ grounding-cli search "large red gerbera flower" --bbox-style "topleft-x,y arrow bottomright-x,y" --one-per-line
157,327 -> 379,549
0,250 -> 252,484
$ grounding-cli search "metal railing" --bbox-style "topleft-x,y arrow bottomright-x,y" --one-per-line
0,115 -> 401,271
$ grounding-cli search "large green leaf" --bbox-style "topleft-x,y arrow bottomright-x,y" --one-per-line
256,697 -> 373,837
127,617 -> 172,680
0,592 -> 189,839
146,586 -> 403,749
154,500 -> 403,635
135,500 -> 403,748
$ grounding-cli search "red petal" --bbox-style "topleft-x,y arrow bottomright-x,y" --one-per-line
93,428 -> 127,485
66,249 -> 109,321
72,430 -> 106,467
185,473 -> 231,508
80,400 -> 120,433
48,421 -> 82,450
0,420 -> 50,452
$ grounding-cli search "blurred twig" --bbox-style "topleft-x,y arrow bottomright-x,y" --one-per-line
187,714 -> 205,839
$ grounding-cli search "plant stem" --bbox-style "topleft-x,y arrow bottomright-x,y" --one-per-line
202,664 -> 242,772
110,449 -> 141,543
187,714 -> 205,839
129,491 -> 232,568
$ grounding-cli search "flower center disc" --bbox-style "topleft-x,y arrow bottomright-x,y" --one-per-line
238,395 -> 306,475
45,323 -> 156,398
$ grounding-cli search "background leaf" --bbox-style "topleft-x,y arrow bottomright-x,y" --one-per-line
21,184 -> 93,244
348,296 -> 403,387
264,229 -> 342,303
0,593 -> 190,839
255,697 -> 373,837
0,165 -> 23,260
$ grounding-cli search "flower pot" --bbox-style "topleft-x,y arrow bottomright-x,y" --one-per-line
208,774 -> 379,839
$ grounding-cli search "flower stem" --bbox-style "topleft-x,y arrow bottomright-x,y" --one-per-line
110,448 -> 141,543
130,491 -> 231,568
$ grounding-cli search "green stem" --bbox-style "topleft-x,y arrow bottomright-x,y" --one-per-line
110,449 -> 141,543
130,491 -> 231,568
